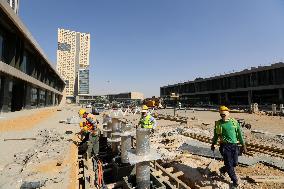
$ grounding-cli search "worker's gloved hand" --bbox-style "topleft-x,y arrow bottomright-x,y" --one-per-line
211,144 -> 215,151
241,145 -> 248,154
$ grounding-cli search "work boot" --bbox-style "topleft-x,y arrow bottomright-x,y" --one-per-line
219,166 -> 226,177
231,182 -> 239,189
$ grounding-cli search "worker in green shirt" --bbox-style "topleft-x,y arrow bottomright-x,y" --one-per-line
211,106 -> 247,189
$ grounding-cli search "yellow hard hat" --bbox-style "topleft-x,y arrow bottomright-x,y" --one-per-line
142,105 -> 148,110
79,109 -> 86,117
82,126 -> 88,132
141,105 -> 148,113
219,106 -> 230,112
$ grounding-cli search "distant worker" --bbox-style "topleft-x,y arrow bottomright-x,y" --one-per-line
78,109 -> 99,158
178,102 -> 182,110
138,105 -> 157,130
211,106 -> 247,189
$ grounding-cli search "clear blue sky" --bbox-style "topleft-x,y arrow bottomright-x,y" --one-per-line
20,0 -> 284,97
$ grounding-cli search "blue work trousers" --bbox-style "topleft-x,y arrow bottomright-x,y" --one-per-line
219,143 -> 239,185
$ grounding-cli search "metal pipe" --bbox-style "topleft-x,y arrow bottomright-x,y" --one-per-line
136,161 -> 150,189
136,128 -> 150,156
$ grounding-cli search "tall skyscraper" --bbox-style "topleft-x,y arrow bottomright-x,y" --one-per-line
78,69 -> 90,95
7,0 -> 19,14
56,28 -> 90,99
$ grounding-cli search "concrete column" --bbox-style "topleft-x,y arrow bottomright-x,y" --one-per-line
52,93 -> 55,106
1,77 -> 12,112
218,93 -> 222,105
248,90 -> 252,105
272,104 -> 277,115
279,88 -> 283,103
36,88 -> 40,107
225,93 -> 229,104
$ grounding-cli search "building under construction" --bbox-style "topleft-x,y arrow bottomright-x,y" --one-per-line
160,63 -> 284,107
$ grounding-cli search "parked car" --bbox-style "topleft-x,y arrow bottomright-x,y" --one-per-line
92,103 -> 104,115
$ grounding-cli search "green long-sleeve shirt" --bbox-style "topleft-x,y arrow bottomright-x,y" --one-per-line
212,118 -> 245,145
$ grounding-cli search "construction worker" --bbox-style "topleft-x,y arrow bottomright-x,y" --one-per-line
138,105 -> 157,130
211,106 -> 247,189
178,102 -> 182,110
78,109 -> 100,157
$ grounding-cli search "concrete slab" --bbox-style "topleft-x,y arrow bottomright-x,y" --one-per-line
179,139 -> 284,170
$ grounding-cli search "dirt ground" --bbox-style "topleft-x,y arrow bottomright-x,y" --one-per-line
0,105 -> 85,189
0,108 -> 57,132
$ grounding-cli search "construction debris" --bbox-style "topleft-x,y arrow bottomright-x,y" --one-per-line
66,116 -> 80,124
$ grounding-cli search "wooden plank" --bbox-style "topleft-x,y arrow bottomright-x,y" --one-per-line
249,176 -> 284,183
173,171 -> 184,177
165,167 -> 174,173
154,163 -> 191,189
152,170 -> 163,177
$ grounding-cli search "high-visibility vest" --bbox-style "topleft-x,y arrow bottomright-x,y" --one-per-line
215,118 -> 239,140
140,115 -> 153,129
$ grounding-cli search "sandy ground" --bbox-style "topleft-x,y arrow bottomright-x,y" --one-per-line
0,105 -> 85,189
0,108 -> 57,132
160,108 -> 284,134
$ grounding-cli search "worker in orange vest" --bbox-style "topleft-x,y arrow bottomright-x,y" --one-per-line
78,109 -> 99,158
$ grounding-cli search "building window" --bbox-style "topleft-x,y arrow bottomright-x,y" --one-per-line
39,90 -> 46,107
0,34 -> 3,61
21,52 -> 27,73
8,80 -> 13,110
31,87 -> 38,107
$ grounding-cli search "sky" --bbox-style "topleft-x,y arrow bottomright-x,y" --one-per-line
20,0 -> 284,97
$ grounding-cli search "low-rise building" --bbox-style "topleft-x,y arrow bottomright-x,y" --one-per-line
160,63 -> 284,107
107,92 -> 144,102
